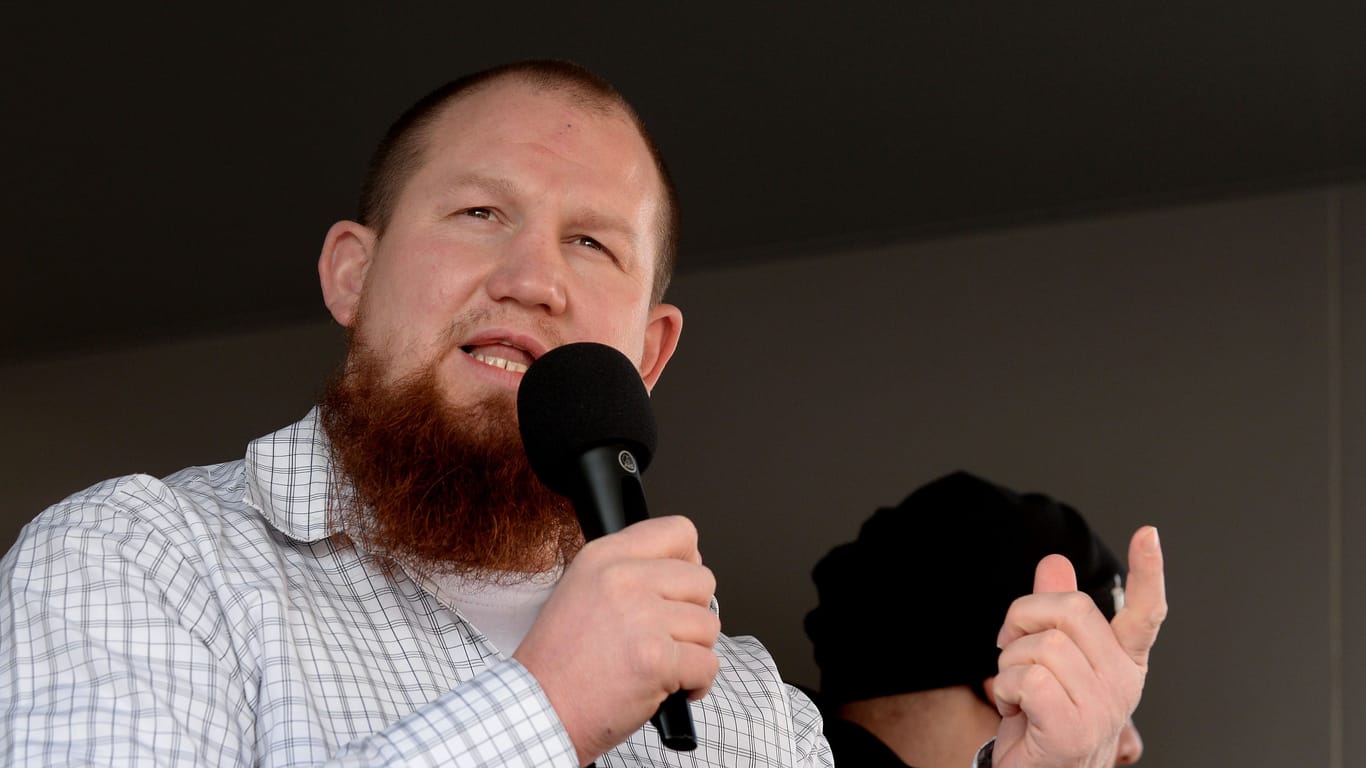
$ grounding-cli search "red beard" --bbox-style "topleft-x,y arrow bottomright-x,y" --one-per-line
317,342 -> 581,581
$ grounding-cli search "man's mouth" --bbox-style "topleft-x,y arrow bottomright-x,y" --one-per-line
460,341 -> 533,374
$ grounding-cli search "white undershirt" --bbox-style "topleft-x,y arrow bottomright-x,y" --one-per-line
425,568 -> 561,656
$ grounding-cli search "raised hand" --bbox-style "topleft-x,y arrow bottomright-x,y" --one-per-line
991,526 -> 1166,767
514,516 -> 722,766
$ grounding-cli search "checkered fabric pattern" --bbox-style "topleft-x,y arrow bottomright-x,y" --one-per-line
0,409 -> 834,766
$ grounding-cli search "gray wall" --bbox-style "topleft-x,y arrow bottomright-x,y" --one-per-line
4,184 -> 1362,765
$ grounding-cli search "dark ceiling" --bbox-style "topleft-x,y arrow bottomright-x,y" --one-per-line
4,2 -> 1363,363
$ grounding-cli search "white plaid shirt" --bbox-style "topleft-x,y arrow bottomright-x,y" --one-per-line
0,409 -> 833,767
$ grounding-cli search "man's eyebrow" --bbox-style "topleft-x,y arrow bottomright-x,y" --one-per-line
444,173 -> 521,199
566,208 -> 638,242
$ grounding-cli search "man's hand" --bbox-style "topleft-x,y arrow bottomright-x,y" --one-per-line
514,516 -> 721,767
991,526 -> 1167,767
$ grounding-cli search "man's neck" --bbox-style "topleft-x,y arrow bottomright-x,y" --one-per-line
838,687 -> 999,768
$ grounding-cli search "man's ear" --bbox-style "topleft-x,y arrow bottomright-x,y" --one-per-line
318,220 -> 376,327
638,303 -> 683,393
981,676 -> 997,707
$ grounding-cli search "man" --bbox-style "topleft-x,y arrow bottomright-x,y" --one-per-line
805,471 -> 1152,766
0,61 -> 1164,766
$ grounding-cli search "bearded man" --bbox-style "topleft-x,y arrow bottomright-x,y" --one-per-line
0,60 -> 1165,767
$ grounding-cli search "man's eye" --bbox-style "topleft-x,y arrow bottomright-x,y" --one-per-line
463,208 -> 497,221
572,235 -> 605,252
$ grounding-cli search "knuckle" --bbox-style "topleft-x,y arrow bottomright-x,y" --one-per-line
1023,663 -> 1053,690
1000,598 -> 1027,628
701,565 -> 717,595
1039,627 -> 1073,654
704,611 -> 722,643
1148,600 -> 1169,626
684,646 -> 721,692
1061,590 -> 1096,616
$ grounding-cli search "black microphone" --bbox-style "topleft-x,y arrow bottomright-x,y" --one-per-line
517,341 -> 698,753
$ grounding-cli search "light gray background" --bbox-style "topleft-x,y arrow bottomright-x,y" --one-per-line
4,183 -> 1361,765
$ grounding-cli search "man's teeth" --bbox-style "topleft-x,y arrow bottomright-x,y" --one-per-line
470,351 -> 528,374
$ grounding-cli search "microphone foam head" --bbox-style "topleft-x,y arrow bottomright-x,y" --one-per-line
516,341 -> 658,496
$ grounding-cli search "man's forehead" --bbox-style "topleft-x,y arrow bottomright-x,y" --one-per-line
425,95 -> 655,196
419,83 -> 652,189
422,81 -> 661,207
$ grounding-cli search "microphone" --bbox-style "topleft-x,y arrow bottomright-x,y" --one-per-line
517,341 -> 698,753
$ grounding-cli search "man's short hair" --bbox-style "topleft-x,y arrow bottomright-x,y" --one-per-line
357,59 -> 680,304
804,470 -> 1125,706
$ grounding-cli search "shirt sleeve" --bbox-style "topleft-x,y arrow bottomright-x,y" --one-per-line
0,483 -> 578,767
327,660 -> 577,767
786,683 -> 836,767
1,485 -> 254,765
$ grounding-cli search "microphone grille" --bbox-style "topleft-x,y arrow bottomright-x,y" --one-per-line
516,342 -> 658,495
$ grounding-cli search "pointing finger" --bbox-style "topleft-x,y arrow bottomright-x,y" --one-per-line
1110,526 -> 1167,668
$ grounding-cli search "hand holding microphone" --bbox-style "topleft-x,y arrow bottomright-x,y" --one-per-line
514,342 -> 715,762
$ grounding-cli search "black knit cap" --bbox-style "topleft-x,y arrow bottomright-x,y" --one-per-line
804,471 -> 1124,706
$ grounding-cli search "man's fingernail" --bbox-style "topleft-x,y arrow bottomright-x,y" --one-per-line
1145,526 -> 1160,553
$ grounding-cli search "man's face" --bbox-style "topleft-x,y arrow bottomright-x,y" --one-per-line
322,78 -> 681,408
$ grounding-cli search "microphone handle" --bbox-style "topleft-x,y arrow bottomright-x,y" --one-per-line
651,691 -> 696,750
576,446 -> 698,752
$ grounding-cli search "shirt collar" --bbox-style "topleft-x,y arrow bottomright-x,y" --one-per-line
243,407 -> 337,542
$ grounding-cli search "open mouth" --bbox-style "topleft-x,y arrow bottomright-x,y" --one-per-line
460,341 -> 533,374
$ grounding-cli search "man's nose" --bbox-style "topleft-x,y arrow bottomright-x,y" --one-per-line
1113,718 -> 1143,765
485,228 -> 568,314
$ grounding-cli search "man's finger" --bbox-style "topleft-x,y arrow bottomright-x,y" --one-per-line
599,515 -> 703,564
996,554 -> 1097,649
1110,525 -> 1167,667
1034,553 -> 1078,594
